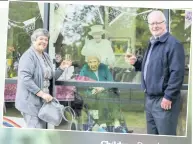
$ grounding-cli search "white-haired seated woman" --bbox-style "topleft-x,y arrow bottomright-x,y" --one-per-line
79,54 -> 133,133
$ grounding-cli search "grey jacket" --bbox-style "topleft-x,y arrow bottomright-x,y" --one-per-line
15,46 -> 63,116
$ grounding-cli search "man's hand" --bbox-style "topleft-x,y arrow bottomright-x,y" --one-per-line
124,53 -> 137,65
161,97 -> 172,110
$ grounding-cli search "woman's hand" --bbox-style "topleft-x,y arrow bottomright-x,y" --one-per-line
41,93 -> 53,103
36,90 -> 53,102
91,87 -> 105,95
59,60 -> 72,70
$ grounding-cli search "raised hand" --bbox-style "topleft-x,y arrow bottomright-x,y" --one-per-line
124,53 -> 137,65
59,60 -> 72,70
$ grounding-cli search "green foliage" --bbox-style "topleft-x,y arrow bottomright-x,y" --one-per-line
135,8 -> 152,52
7,1 -> 43,56
6,1 -> 43,78
57,5 -> 104,64
9,1 -> 40,22
7,2 -> 191,64
170,10 -> 191,56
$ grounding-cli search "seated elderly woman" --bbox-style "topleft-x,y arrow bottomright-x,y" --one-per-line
79,54 -> 132,133
15,28 -> 72,129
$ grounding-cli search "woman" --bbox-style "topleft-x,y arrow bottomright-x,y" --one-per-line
15,28 -> 72,129
81,25 -> 115,67
79,55 -> 132,133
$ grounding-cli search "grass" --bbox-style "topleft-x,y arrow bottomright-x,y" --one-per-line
122,111 -> 146,128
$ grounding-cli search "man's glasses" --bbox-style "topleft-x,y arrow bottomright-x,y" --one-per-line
148,20 -> 165,26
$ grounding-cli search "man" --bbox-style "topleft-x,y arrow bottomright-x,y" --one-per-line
55,53 -> 63,68
80,54 -> 132,133
125,10 -> 185,135
81,25 -> 115,67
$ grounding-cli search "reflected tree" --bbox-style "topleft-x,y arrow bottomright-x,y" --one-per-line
8,1 -> 43,56
57,4 -> 105,64
6,1 -> 43,78
170,10 -> 191,56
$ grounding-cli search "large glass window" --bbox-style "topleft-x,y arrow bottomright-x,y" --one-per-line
50,4 -> 155,83
49,3 -> 189,135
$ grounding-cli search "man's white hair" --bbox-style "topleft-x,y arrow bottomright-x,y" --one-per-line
147,10 -> 167,22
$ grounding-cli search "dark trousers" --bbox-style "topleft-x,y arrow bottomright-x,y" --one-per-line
145,94 -> 181,135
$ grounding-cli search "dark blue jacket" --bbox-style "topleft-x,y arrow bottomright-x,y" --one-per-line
134,32 -> 185,101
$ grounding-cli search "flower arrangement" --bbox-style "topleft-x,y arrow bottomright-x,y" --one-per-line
6,46 -> 15,66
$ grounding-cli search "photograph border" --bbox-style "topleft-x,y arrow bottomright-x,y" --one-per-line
1,1 -> 192,144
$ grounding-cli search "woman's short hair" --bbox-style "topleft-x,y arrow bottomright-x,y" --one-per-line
31,28 -> 50,42
86,55 -> 101,63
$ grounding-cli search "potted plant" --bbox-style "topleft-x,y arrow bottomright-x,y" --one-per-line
6,46 -> 15,78
6,46 -> 15,66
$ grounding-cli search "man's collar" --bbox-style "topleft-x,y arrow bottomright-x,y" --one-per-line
150,31 -> 170,43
